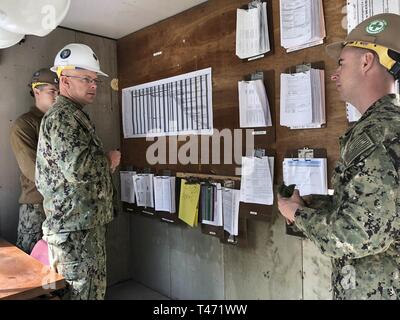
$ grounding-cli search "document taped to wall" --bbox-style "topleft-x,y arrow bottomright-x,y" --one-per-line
122,68 -> 213,138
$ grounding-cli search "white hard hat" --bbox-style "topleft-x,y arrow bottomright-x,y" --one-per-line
0,26 -> 24,49
51,43 -> 109,78
0,0 -> 71,37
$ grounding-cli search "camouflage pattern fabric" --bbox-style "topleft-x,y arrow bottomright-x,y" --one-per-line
295,94 -> 400,300
35,95 -> 114,235
16,203 -> 45,254
44,225 -> 106,300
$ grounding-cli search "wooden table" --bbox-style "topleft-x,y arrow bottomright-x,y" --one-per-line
0,238 -> 65,300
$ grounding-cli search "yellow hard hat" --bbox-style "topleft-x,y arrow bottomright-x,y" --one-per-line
326,13 -> 400,79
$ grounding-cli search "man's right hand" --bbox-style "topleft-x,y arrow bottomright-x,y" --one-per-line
107,150 -> 121,173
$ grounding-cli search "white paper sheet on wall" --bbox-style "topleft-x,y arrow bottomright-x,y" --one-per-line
236,1 -> 270,59
283,158 -> 328,196
280,0 -> 326,52
238,79 -> 272,128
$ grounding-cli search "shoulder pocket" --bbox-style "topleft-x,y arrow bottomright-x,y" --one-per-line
343,132 -> 376,168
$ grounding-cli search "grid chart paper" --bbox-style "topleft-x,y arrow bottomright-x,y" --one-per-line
122,68 -> 213,138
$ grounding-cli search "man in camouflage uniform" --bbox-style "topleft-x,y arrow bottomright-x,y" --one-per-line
278,13 -> 400,300
10,68 -> 59,253
35,43 -> 121,300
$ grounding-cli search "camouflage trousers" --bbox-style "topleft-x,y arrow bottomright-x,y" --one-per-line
44,225 -> 107,300
16,203 -> 46,254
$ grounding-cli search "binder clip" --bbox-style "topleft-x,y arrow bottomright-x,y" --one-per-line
296,63 -> 312,73
250,71 -> 264,81
298,147 -> 314,161
143,167 -> 152,174
223,180 -> 235,189
254,148 -> 266,158
248,0 -> 262,9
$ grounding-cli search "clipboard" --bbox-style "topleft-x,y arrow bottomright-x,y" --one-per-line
283,147 -> 327,238
238,0 -> 274,62
239,149 -> 276,222
283,61 -> 327,130
240,70 -> 276,145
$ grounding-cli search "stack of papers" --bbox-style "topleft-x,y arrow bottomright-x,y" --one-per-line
133,174 -> 154,208
236,1 -> 270,60
283,158 -> 328,196
280,0 -> 326,52
280,68 -> 325,129
153,176 -> 176,213
345,0 -> 400,123
238,79 -> 272,128
240,156 -> 274,205
222,188 -> 241,236
201,183 -> 223,227
120,171 -> 136,204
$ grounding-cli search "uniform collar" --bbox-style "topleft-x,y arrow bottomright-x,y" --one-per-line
30,106 -> 45,118
340,94 -> 399,141
358,94 -> 399,121
57,95 -> 84,110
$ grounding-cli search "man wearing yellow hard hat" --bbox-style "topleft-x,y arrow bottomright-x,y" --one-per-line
278,13 -> 400,300
10,68 -> 59,254
35,43 -> 121,300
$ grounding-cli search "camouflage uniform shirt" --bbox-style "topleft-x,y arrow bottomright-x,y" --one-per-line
295,94 -> 400,300
36,95 -> 114,235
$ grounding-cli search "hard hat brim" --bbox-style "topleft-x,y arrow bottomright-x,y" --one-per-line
325,41 -> 345,61
50,66 -> 109,77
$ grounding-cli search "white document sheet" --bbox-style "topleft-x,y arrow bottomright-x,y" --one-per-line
236,2 -> 270,59
281,69 -> 325,129
202,183 -> 223,227
222,188 -> 240,236
238,79 -> 272,128
283,158 -> 328,196
280,0 -> 326,52
280,72 -> 313,126
133,174 -> 154,208
122,67 -> 213,138
153,176 -> 176,213
240,156 -> 274,205
120,171 -> 136,204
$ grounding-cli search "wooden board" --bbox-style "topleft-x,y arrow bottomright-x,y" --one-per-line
0,238 -> 65,300
117,0 -> 347,187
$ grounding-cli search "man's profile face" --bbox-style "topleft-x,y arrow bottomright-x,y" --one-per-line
61,69 -> 99,106
34,84 -> 59,113
330,47 -> 364,103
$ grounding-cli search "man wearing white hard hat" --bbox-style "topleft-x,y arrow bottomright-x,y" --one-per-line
278,13 -> 400,299
35,43 -> 121,300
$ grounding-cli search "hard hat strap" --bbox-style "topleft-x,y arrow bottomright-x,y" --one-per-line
31,82 -> 50,90
56,66 -> 76,78
346,41 -> 397,71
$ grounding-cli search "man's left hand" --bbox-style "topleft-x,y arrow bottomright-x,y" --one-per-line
277,189 -> 305,223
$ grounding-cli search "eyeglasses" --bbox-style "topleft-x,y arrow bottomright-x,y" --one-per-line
62,75 -> 103,85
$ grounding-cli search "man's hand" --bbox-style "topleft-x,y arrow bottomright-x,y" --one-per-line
107,150 -> 121,173
277,189 -> 305,223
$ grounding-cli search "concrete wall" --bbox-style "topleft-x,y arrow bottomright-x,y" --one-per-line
0,28 -> 130,286
130,207 -> 333,300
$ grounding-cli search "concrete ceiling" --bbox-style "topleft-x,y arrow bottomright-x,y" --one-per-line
60,0 -> 208,39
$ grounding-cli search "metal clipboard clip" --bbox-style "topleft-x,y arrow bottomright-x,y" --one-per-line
297,147 -> 314,161
248,0 -> 262,9
289,63 -> 312,76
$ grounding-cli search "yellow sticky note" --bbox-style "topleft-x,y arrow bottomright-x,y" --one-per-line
178,179 -> 200,227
